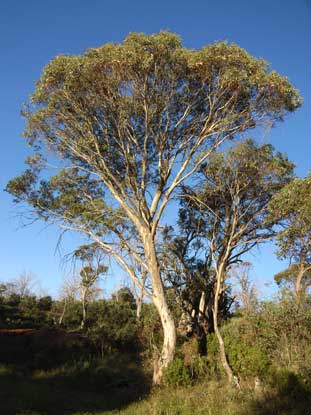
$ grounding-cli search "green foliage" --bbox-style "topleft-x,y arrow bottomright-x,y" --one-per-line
206,317 -> 269,379
87,290 -> 139,354
250,298 -> 311,375
137,302 -> 163,357
0,282 -> 310,414
179,139 -> 295,253
163,357 -> 191,386
269,174 -> 311,286
206,297 -> 311,382
8,30 -> 300,222
0,290 -> 53,329
270,369 -> 310,398
275,264 -> 311,294
227,340 -> 269,378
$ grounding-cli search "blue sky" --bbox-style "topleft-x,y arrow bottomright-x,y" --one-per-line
0,0 -> 310,297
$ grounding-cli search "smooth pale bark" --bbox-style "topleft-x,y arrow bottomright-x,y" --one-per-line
197,290 -> 208,355
213,264 -> 238,386
144,232 -> 176,384
81,287 -> 87,329
59,298 -> 67,325
136,288 -> 143,320
295,264 -> 305,297
134,272 -> 146,320
198,291 -> 206,317
152,292 -> 176,384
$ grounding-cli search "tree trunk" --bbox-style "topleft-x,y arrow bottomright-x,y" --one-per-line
136,284 -> 144,320
144,233 -> 176,384
152,293 -> 176,384
81,287 -> 87,329
136,295 -> 143,320
198,291 -> 206,316
213,267 -> 237,386
59,298 -> 67,325
295,264 -> 305,298
197,291 -> 207,355
213,306 -> 234,383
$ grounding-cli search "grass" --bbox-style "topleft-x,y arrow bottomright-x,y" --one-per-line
102,380 -> 311,415
0,360 -> 310,415
0,359 -> 150,415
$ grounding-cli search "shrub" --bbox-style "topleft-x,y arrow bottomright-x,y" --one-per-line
206,318 -> 270,379
270,368 -> 311,399
163,357 -> 191,386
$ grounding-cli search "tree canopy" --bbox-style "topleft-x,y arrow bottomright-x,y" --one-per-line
269,174 -> 311,295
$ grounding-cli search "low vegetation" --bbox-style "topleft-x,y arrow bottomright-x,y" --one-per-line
0,283 -> 310,414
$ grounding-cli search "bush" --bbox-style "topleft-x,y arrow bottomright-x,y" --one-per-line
270,368 -> 311,399
163,357 -> 191,386
250,298 -> 311,375
206,318 -> 270,379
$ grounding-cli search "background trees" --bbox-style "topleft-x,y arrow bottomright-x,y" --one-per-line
269,174 -> 311,298
6,32 -> 301,382
73,243 -> 107,329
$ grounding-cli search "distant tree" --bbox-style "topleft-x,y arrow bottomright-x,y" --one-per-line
38,295 -> 53,311
57,275 -> 80,326
6,271 -> 38,299
74,243 -> 107,329
231,262 -> 258,314
6,32 -> 300,382
275,264 -> 311,295
269,174 -> 311,297
111,287 -> 136,306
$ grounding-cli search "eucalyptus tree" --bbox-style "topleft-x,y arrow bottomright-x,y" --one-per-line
170,140 -> 295,384
6,32 -> 300,382
269,174 -> 311,298
230,262 -> 258,314
74,243 -> 107,329
274,264 -> 311,295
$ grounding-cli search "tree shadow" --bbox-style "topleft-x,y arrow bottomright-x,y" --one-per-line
0,363 -> 151,414
244,372 -> 311,415
0,329 -> 151,414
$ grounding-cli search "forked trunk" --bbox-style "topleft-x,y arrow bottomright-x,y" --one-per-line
144,232 -> 176,384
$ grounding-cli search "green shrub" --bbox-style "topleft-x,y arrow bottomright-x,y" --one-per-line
163,357 -> 191,386
226,340 -> 269,378
270,368 -> 311,399
250,298 -> 311,375
206,319 -> 270,379
189,355 -> 209,381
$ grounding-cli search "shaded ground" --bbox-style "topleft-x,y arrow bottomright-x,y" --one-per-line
1,330 -> 310,415
1,365 -> 311,415
0,329 -> 151,415
0,363 -> 150,415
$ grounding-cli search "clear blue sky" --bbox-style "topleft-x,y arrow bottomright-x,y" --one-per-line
0,0 -> 310,297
